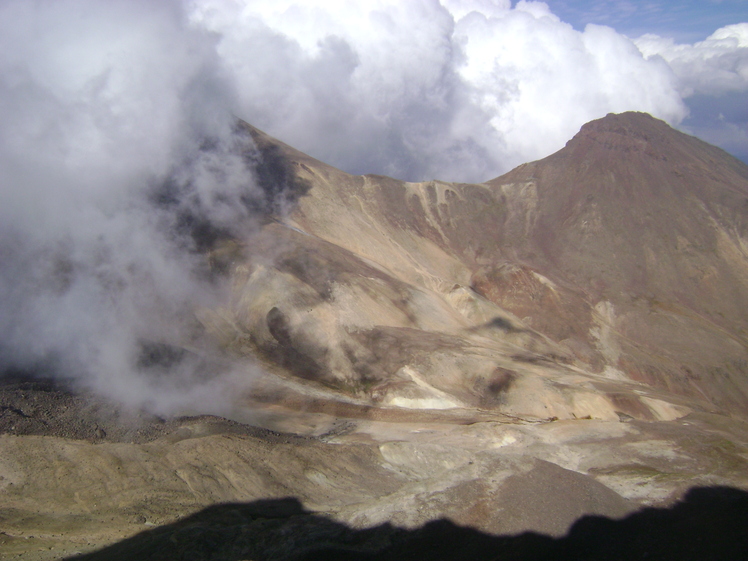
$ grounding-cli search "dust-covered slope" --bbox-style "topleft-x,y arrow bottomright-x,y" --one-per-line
206,114 -> 748,424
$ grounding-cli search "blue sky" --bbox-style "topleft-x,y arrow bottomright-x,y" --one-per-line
548,0 -> 748,42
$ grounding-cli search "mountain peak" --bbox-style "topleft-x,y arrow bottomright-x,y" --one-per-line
562,111 -> 676,161
480,111 -> 748,415
579,111 -> 664,135
557,111 -> 748,179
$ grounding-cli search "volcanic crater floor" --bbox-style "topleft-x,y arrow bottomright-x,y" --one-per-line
1,374 -> 748,560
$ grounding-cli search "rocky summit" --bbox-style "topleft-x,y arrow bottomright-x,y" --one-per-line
2,112 -> 748,560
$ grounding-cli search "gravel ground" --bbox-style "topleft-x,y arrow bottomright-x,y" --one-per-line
0,371 -> 302,444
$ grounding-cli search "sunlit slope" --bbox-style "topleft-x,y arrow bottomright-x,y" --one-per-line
202,113 -> 748,421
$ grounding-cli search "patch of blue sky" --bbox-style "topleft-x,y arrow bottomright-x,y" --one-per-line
545,0 -> 748,42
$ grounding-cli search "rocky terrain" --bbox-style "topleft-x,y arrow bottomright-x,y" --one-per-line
2,112 -> 748,559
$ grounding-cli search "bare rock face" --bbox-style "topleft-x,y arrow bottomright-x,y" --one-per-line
4,113 -> 748,559
204,113 -> 748,423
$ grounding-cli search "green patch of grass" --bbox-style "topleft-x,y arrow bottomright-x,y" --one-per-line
588,463 -> 686,483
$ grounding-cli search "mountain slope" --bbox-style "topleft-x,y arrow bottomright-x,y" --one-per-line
482,112 -> 748,413
201,112 -> 748,423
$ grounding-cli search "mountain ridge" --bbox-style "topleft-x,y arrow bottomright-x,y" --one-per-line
198,112 -> 748,424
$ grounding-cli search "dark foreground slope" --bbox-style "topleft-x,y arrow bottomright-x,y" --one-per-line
68,489 -> 748,561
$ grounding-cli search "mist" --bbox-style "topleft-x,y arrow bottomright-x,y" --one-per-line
0,0 -> 746,416
0,0 -> 262,414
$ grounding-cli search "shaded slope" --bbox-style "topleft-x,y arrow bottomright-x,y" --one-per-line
63,489 -> 748,561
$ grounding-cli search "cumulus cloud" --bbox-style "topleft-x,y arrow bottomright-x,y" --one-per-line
635,23 -> 748,162
0,0 -> 746,416
447,3 -> 687,172
0,0 -> 261,414
188,0 -> 690,181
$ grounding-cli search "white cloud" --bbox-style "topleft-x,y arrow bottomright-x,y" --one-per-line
185,0 -> 690,181
0,0 -> 260,414
635,23 -> 748,97
449,7 -> 686,172
634,22 -> 748,162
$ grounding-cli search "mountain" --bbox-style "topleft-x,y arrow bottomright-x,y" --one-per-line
204,112 -> 748,424
482,113 -> 748,413
3,112 -> 748,559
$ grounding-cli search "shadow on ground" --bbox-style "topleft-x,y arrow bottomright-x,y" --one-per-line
67,486 -> 748,561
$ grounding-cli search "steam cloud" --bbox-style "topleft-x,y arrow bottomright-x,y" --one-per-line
0,0 -> 261,413
0,0 -> 746,415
